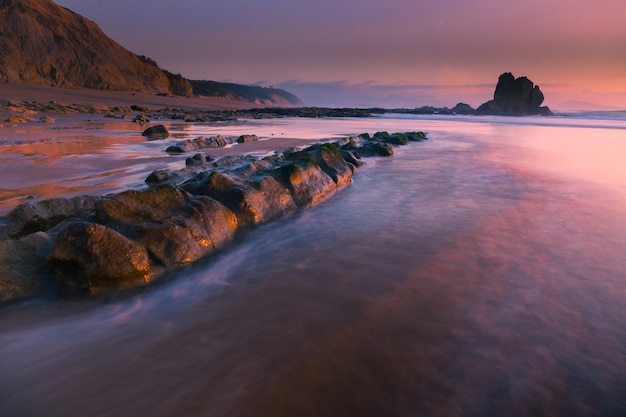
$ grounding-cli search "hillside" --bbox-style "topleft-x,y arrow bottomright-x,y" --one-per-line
190,80 -> 303,107
0,0 -> 194,95
0,0 -> 302,106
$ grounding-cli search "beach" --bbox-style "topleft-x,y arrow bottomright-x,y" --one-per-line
2,108 -> 626,416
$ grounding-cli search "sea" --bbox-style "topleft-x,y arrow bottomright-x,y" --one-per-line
1,112 -> 626,417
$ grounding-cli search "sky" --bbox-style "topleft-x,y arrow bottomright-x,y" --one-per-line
54,0 -> 626,110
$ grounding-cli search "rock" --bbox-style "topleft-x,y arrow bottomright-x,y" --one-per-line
340,150 -> 365,167
145,169 -> 179,185
166,135 -> 235,153
0,232 -> 56,303
452,103 -> 475,115
4,116 -> 30,123
310,144 -> 355,189
132,115 -> 150,124
237,134 -> 259,143
271,161 -> 337,208
185,153 -> 210,167
4,195 -> 100,238
141,124 -> 169,139
189,172 -> 296,227
96,185 -> 238,266
476,72 -> 553,116
48,221 -> 151,296
0,0 -> 190,95
358,141 -> 394,157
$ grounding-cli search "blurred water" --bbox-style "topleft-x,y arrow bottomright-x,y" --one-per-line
1,114 -> 626,416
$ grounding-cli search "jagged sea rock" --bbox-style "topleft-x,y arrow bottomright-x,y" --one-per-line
476,72 -> 553,116
310,144 -> 356,189
48,221 -> 151,295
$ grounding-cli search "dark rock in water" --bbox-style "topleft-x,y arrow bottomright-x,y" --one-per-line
132,115 -> 150,124
190,172 -> 296,227
237,134 -> 259,143
185,153 -> 212,167
340,150 -> 365,167
0,131 -> 429,304
0,232 -> 55,302
95,185 -> 238,266
166,135 -> 235,153
271,161 -> 337,208
4,195 -> 100,238
141,124 -> 169,139
476,72 -> 553,116
358,141 -> 394,157
145,169 -> 179,185
48,221 -> 151,295
310,144 -> 356,189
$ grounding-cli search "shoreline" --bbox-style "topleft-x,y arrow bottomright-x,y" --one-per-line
0,130 -> 427,306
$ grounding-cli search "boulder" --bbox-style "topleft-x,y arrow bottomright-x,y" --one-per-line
48,221 -> 151,295
357,141 -> 394,157
166,135 -> 235,153
237,134 -> 259,143
145,169 -> 179,185
132,115 -> 150,124
96,185 -> 238,266
141,124 -> 169,139
0,232 -> 56,303
271,161 -> 337,208
310,144 -> 355,189
189,172 -> 296,227
4,195 -> 100,238
476,72 -> 553,116
185,153 -> 211,167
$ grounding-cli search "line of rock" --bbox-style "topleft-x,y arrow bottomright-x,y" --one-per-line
0,131 -> 426,305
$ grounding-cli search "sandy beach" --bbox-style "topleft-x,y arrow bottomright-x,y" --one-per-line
0,82 -> 263,112
0,83 -> 320,215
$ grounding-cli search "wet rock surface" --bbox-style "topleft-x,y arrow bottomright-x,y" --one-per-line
0,131 -> 427,305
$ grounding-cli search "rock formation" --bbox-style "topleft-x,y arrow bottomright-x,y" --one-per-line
0,0 -> 302,105
0,0 -> 192,95
476,72 -> 553,116
0,132 -> 427,304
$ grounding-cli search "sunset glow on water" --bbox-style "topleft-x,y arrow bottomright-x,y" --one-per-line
2,113 -> 626,416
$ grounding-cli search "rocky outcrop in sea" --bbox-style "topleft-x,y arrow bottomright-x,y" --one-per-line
476,72 -> 553,116
0,131 -> 427,305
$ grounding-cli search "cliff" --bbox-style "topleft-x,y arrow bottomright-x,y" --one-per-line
0,0 -> 302,106
0,0 -> 193,95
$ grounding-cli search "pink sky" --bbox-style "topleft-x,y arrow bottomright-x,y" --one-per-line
55,0 -> 626,109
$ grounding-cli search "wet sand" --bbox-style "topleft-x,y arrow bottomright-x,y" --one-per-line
0,111 -> 319,216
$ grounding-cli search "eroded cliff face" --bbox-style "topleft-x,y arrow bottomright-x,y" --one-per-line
0,0 -> 192,95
